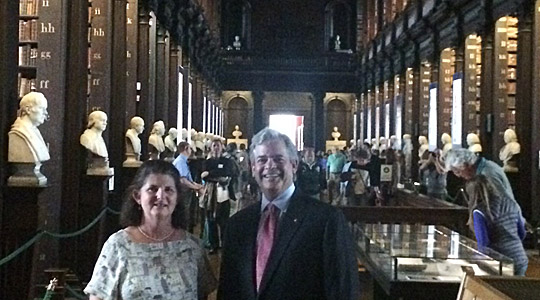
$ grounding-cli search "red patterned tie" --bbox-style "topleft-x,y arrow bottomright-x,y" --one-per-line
256,204 -> 279,291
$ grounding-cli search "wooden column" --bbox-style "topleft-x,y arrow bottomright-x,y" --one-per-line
312,91 -> 325,151
192,77 -> 204,131
181,57 -> 190,132
168,45 -> 180,128
110,0 -> 127,191
0,0 -> 19,187
253,91 -> 265,134
479,21 -> 495,160
60,0 -> 90,282
531,0 -> 540,223
516,3 -> 534,219
137,4 -> 151,158
155,24 -> 168,124
125,0 -> 138,120
411,63 -> 422,181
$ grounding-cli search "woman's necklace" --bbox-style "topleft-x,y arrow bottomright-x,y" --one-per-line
137,226 -> 175,242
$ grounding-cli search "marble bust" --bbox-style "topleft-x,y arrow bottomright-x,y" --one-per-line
418,135 -> 429,160
233,35 -> 241,50
441,133 -> 452,157
181,128 -> 188,142
123,116 -> 145,167
232,125 -> 242,139
8,92 -> 50,186
80,110 -> 113,176
334,35 -> 341,50
499,128 -> 520,172
467,133 -> 482,154
163,127 -> 178,162
331,127 -> 341,141
148,120 -> 166,160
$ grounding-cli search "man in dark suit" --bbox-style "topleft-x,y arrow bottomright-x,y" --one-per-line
218,128 -> 360,300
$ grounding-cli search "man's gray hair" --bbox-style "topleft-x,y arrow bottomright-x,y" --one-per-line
445,148 -> 478,170
250,128 -> 298,164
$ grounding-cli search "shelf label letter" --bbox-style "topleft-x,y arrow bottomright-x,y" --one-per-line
41,23 -> 55,33
40,51 -> 51,60
93,28 -> 105,37
39,80 -> 50,89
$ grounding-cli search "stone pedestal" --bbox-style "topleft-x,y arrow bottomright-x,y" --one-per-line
1,186 -> 45,300
325,140 -> 346,152
123,152 -> 142,167
7,162 -> 48,187
77,174 -> 112,281
86,155 -> 114,176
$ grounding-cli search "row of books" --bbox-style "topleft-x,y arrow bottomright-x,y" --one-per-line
19,19 -> 38,41
19,0 -> 38,16
17,74 -> 36,98
19,45 -> 38,66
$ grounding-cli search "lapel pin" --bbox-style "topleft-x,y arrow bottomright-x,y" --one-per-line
293,218 -> 298,222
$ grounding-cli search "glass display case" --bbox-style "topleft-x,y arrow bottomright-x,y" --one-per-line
352,223 -> 514,299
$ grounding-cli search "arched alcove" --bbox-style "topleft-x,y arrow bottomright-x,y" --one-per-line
326,98 -> 349,142
226,96 -> 250,139
325,0 -> 353,51
222,0 -> 252,50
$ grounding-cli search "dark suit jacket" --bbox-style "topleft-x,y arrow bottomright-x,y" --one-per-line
218,190 -> 360,300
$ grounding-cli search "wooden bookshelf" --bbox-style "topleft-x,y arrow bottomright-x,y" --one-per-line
419,62 -> 431,137
463,34 -> 482,135
404,68 -> 414,135
17,0 -> 39,97
438,48 -> 455,138
493,16 -> 518,152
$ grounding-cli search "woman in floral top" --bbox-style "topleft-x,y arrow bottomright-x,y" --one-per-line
85,160 -> 216,300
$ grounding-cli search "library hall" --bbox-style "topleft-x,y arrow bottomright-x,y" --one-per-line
2,0 -> 540,299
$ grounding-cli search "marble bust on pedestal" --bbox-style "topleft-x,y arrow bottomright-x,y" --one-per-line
80,110 -> 114,176
418,135 -> 429,160
441,133 -> 452,157
163,127 -> 178,162
334,35 -> 341,51
123,116 -> 145,167
467,133 -> 482,154
8,92 -> 50,186
233,35 -> 241,50
499,128 -> 520,172
148,120 -> 166,160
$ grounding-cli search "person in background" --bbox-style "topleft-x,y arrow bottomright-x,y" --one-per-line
326,147 -> 346,204
296,147 -> 326,200
218,128 -> 359,300
419,149 -> 448,200
465,175 -> 528,275
173,141 -> 204,233
445,148 -> 516,201
84,160 -> 216,299
341,146 -> 383,206
201,138 -> 235,253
